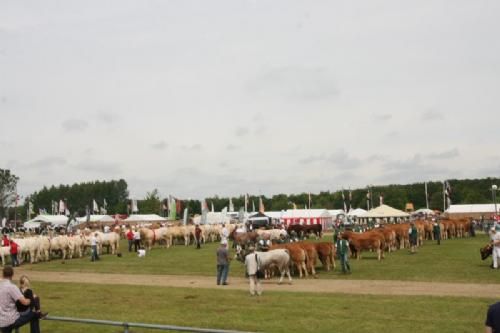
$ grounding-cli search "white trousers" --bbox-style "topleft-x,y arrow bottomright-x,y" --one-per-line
493,247 -> 500,268
248,275 -> 262,296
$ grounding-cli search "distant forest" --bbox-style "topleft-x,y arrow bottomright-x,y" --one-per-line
12,176 -> 499,220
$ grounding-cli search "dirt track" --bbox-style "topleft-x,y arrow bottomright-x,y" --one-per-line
16,269 -> 500,298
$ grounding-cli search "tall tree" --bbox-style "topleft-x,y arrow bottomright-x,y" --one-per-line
0,169 -> 19,219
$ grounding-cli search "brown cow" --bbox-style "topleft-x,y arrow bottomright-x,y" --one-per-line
271,243 -> 309,278
297,242 -> 318,277
313,242 -> 336,271
343,230 -> 385,261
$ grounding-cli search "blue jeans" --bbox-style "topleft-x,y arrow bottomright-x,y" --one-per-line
0,310 -> 40,333
217,264 -> 229,284
10,254 -> 18,267
340,253 -> 350,273
91,245 -> 99,261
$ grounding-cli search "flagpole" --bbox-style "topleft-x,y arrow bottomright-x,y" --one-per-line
425,182 -> 429,209
443,181 -> 446,212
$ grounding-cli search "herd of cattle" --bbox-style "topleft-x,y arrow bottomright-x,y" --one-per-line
0,219 -> 476,281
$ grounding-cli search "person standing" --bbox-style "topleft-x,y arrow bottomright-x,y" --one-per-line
133,228 -> 141,252
485,301 -> 500,333
336,233 -> 351,274
216,240 -> 230,285
195,225 -> 202,249
244,246 -> 262,296
90,233 -> 100,262
0,266 -> 40,333
2,235 -> 9,247
9,240 -> 19,267
492,227 -> 500,269
409,222 -> 418,254
433,222 -> 441,245
126,228 -> 134,252
221,224 -> 229,243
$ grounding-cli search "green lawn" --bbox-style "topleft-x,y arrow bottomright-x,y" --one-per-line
13,282 -> 494,333
20,233 -> 499,284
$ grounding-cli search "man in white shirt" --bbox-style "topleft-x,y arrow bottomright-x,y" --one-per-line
0,266 -> 40,333
90,233 -> 100,262
221,224 -> 229,243
133,229 -> 141,252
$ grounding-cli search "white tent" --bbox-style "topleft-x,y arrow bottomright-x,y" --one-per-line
347,208 -> 367,217
361,205 -> 410,218
328,209 -> 345,217
75,215 -> 116,224
412,208 -> 436,216
192,212 -> 231,225
446,204 -> 497,214
24,215 -> 70,227
123,214 -> 168,223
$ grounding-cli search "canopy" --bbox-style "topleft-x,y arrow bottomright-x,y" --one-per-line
123,214 -> 168,223
412,208 -> 436,216
361,205 -> 410,218
192,212 -> 231,225
76,215 -> 116,224
446,204 -> 497,214
347,208 -> 367,217
25,215 -> 70,226
328,209 -> 345,217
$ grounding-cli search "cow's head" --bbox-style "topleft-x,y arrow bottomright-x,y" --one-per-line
235,244 -> 254,262
480,244 -> 493,260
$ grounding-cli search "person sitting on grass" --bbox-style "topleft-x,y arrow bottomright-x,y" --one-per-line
16,275 -> 48,320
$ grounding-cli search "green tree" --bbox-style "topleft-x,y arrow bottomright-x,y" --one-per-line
140,189 -> 161,214
0,169 -> 19,219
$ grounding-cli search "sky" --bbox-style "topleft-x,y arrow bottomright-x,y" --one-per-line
1,0 -> 500,200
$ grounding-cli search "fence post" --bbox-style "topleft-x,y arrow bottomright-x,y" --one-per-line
123,322 -> 129,333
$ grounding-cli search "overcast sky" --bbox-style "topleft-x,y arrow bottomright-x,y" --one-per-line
1,0 -> 499,200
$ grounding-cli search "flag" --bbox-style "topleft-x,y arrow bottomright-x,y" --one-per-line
103,199 -> 107,209
211,201 -> 214,213
201,199 -> 208,213
93,199 -> 99,213
342,191 -> 347,212
168,196 -> 177,220
183,208 -> 188,226
59,200 -> 65,215
444,181 -> 452,208
293,202 -> 297,210
379,193 -> 384,206
252,200 -> 255,213
348,189 -> 353,212
132,199 -> 139,213
308,192 -> 312,209
259,197 -> 265,213
244,194 -> 249,213
229,198 -> 234,212
366,190 -> 371,210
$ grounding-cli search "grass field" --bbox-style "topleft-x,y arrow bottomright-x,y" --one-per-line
20,232 -> 499,284
14,282 -> 495,333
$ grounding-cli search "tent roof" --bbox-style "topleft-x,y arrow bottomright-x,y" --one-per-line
347,208 -> 367,216
123,214 -> 168,222
446,204 -> 498,214
328,209 -> 345,216
263,211 -> 285,219
281,209 -> 332,218
192,212 -> 231,224
412,208 -> 436,216
25,215 -> 70,226
75,215 -> 117,223
361,205 -> 410,218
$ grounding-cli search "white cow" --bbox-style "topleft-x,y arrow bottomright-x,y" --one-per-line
0,246 -> 10,266
96,231 -> 120,255
50,235 -> 70,259
36,236 -> 51,262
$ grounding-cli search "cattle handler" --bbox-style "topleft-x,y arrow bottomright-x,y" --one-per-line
409,222 -> 418,254
432,221 -> 441,245
336,233 -> 351,274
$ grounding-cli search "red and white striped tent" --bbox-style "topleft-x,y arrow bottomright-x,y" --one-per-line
281,209 -> 333,230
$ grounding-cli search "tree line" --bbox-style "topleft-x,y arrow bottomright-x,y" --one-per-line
0,168 -> 499,221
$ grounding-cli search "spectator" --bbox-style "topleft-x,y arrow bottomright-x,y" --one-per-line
0,266 -> 40,333
16,275 -> 47,319
492,227 -> 500,269
408,222 -> 418,254
126,228 -> 134,252
485,301 -> 500,333
336,233 -> 351,274
216,240 -> 230,285
433,222 -> 441,245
